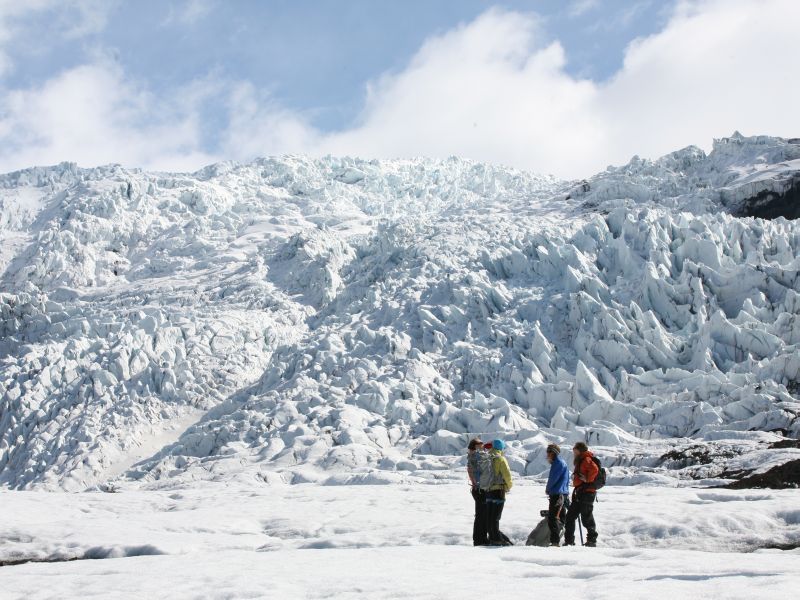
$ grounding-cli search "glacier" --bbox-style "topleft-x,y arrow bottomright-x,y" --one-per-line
1,133 -> 799,492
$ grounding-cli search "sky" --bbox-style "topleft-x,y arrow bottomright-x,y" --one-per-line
0,0 -> 798,179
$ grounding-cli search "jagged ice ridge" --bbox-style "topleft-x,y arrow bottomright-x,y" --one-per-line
1,133 -> 799,491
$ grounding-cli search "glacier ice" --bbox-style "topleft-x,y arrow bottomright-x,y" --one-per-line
0,136 -> 799,490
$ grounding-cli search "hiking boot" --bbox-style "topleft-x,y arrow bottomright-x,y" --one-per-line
549,543 -> 560,547
585,540 -> 597,547
563,540 -> 575,546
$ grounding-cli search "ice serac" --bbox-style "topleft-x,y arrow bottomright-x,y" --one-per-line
0,137 -> 799,490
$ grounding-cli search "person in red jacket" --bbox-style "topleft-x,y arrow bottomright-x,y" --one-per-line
563,441 -> 599,547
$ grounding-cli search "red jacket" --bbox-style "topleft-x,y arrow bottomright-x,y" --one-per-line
573,451 -> 600,492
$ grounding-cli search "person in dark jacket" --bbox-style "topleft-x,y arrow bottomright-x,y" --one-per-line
544,443 -> 570,546
563,441 -> 599,547
466,437 -> 488,546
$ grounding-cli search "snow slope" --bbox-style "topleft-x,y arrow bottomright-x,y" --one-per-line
1,134 -> 800,491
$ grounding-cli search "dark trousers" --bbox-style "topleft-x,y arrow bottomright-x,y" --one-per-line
471,488 -> 488,545
485,489 -> 506,543
547,494 -> 569,545
564,491 -> 597,544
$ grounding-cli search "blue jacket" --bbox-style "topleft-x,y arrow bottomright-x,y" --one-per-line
546,455 -> 570,495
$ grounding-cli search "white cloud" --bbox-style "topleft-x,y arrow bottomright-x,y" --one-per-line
597,0 -> 800,165
0,0 -> 798,178
60,0 -> 116,38
163,0 -> 214,26
315,9 -> 600,176
220,82 -> 321,158
301,0 -> 800,178
0,0 -> 50,76
0,0 -> 114,76
568,0 -> 601,18
585,1 -> 653,33
0,62 -> 217,172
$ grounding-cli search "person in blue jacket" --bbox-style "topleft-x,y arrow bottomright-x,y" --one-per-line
545,443 -> 570,546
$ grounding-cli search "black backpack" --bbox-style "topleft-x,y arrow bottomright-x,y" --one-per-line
590,456 -> 607,490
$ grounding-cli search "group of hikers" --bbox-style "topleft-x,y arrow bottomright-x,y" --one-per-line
466,438 -> 602,547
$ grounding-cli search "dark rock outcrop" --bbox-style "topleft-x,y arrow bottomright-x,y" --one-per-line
734,173 -> 800,220
724,459 -> 800,489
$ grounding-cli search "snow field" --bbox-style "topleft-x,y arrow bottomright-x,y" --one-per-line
3,545 -> 798,600
0,483 -> 798,599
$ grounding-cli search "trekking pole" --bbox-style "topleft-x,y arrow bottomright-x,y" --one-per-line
578,515 -> 584,546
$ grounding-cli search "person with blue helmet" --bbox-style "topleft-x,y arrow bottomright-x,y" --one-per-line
484,439 -> 513,546
466,437 -> 489,546
544,443 -> 570,546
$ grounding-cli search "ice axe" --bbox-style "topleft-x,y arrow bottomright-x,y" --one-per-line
578,515 -> 585,546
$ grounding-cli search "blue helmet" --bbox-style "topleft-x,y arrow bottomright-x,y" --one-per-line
492,439 -> 506,451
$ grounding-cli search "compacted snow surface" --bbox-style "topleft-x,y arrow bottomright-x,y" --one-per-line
1,133 -> 800,597
0,484 -> 798,599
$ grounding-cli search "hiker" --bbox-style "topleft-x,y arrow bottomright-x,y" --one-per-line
544,443 -> 570,546
467,437 -> 489,546
563,441 -> 599,547
483,439 -> 513,546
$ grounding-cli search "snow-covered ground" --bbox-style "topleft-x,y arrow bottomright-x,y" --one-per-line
1,484 -> 798,599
